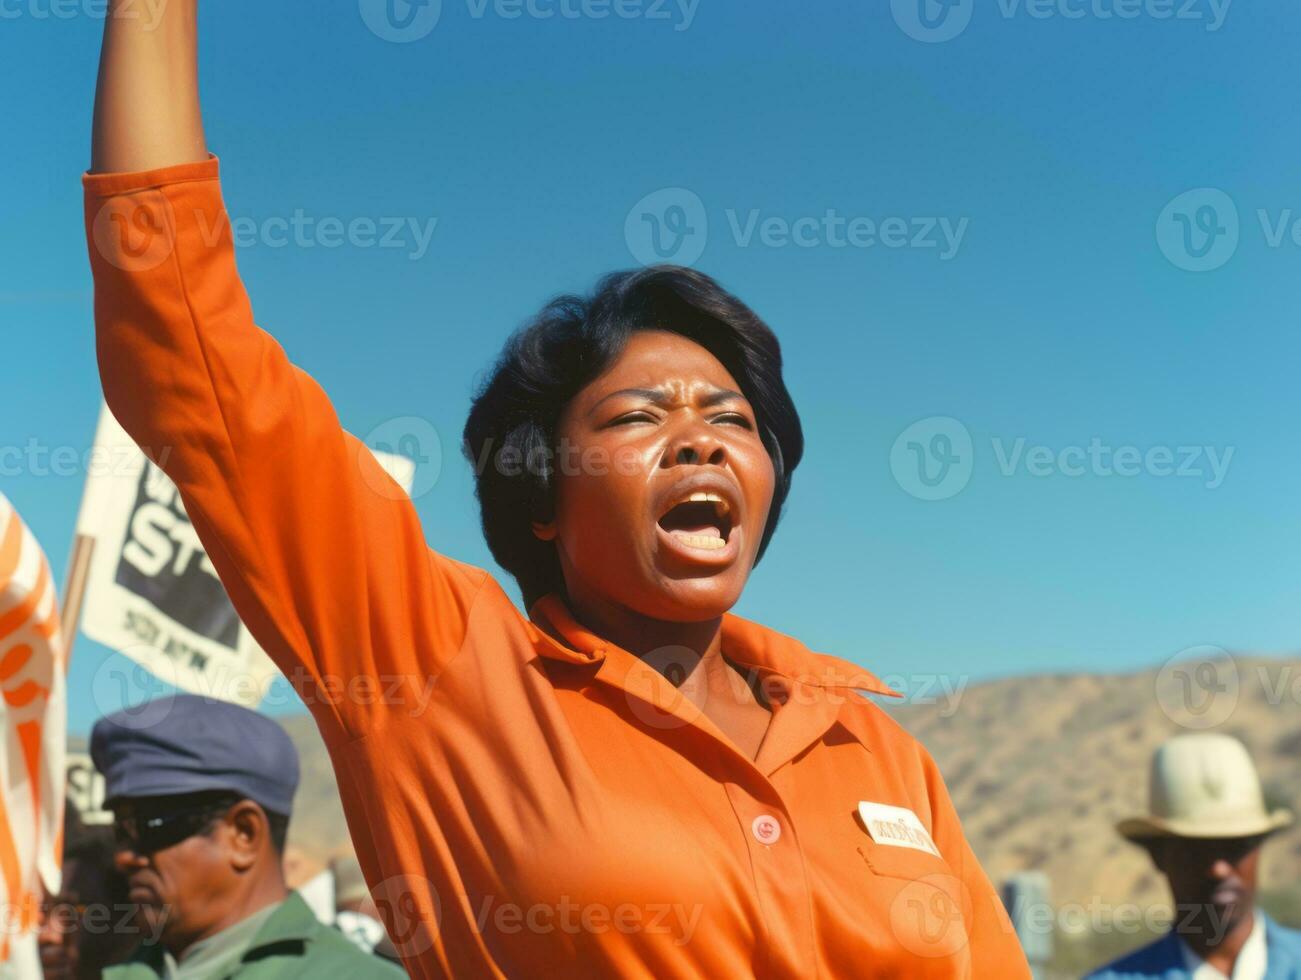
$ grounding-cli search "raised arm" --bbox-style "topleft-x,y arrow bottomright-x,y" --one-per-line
92,0 -> 207,174
85,2 -> 489,739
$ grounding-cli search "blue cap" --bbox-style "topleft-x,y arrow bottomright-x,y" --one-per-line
90,694 -> 300,816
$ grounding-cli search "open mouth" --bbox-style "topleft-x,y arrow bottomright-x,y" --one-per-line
1209,883 -> 1244,906
656,493 -> 735,552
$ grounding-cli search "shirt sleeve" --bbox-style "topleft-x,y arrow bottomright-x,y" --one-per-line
921,744 -> 1034,978
82,154 -> 490,739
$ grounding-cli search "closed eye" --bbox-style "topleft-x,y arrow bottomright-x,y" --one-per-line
611,412 -> 658,426
610,411 -> 752,428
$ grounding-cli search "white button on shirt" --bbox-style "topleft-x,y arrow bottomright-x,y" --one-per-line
1180,911 -> 1267,980
752,814 -> 782,845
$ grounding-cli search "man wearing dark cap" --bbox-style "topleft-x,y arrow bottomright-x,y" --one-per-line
90,694 -> 400,979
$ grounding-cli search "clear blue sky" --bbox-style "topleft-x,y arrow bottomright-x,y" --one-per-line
3,1 -> 1298,733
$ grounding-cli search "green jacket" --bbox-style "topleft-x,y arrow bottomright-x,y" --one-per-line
105,892 -> 403,980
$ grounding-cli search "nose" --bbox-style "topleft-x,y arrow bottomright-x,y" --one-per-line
114,844 -> 147,874
1209,857 -> 1236,879
662,419 -> 727,468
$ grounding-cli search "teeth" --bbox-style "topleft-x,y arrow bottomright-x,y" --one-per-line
684,491 -> 731,515
669,530 -> 728,550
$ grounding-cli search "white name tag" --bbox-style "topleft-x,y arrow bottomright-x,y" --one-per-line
857,802 -> 941,857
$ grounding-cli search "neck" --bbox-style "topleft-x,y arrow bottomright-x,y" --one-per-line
168,872 -> 289,959
561,590 -> 771,713
564,589 -> 725,663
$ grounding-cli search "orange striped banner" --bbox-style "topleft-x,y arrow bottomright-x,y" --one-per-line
0,494 -> 67,962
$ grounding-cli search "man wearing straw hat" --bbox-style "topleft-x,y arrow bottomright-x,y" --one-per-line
1086,733 -> 1301,980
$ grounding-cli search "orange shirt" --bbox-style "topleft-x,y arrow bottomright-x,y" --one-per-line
83,155 -> 1031,980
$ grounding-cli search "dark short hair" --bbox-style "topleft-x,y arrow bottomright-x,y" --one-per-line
462,265 -> 804,609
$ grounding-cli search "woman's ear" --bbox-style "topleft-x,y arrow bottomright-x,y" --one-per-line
531,497 -> 558,542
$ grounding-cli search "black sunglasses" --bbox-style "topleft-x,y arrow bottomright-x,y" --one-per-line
112,797 -> 237,854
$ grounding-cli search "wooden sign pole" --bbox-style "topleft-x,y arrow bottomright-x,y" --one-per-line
58,533 -> 96,667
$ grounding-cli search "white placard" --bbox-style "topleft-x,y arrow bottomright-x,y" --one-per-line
75,404 -> 414,707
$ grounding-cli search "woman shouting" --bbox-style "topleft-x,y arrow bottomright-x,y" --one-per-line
83,3 -> 1030,977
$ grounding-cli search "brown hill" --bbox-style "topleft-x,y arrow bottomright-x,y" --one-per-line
882,654 -> 1301,919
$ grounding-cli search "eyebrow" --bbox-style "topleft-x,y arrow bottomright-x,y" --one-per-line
586,387 -> 747,418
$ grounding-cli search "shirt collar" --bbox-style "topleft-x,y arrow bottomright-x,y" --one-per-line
242,891 -> 320,950
1179,908 -> 1267,980
526,592 -> 900,700
129,895 -> 314,978
527,593 -> 900,775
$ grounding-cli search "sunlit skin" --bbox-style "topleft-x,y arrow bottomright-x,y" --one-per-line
111,797 -> 288,959
532,330 -> 779,759
1147,834 -> 1265,975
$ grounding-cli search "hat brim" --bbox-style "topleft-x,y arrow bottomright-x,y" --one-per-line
1117,807 -> 1294,842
